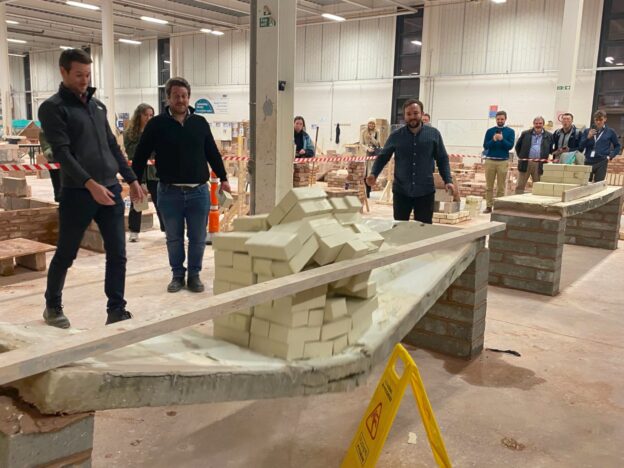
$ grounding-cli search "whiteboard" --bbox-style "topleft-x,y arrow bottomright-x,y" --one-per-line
437,119 -> 489,148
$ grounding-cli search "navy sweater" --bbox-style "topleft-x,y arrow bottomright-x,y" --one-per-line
483,126 -> 515,160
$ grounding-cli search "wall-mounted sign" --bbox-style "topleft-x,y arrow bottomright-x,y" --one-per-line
195,98 -> 214,114
488,105 -> 498,118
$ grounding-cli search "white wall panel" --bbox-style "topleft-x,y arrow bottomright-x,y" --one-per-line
9,56 -> 27,120
578,0 -> 603,69
205,35 -> 220,86
461,1 -> 489,75
511,0 -> 546,72
377,17 -> 395,79
486,0 -> 516,73
218,32 -> 232,85
356,19 -> 378,80
193,34 -> 207,85
231,30 -> 247,85
321,23 -> 340,81
304,25 -> 323,82
296,26 -> 306,83
338,21 -> 359,81
435,2 -> 464,75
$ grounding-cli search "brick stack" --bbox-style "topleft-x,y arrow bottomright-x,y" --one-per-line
346,161 -> 366,192
465,196 -> 482,217
0,177 -> 31,198
607,157 -> 624,175
565,196 -> 622,250
293,163 -> 311,187
211,187 -> 385,360
0,197 -> 58,244
532,164 -> 590,197
326,169 -> 349,189
433,211 -> 470,225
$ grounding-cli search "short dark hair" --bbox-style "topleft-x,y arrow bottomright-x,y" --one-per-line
496,110 -> 507,118
402,99 -> 424,112
593,110 -> 607,119
423,113 -> 431,118
59,48 -> 92,72
294,116 -> 306,129
562,112 -> 574,120
165,77 -> 191,98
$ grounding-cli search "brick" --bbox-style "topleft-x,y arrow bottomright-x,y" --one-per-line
332,334 -> 348,354
250,317 -> 270,337
492,213 -> 563,232
269,323 -> 321,344
415,316 -> 448,335
232,253 -> 253,272
566,237 -> 617,250
324,297 -> 348,322
245,231 -> 303,261
507,254 -> 557,271
292,285 -> 327,311
447,319 -> 485,341
252,258 -> 273,276
249,334 -> 304,360
428,301 -> 487,325
490,262 -> 538,280
257,274 -> 273,283
488,237 -> 537,256
403,330 -> 476,358
212,280 -> 231,294
280,187 -> 328,213
335,280 -> 376,299
577,219 -> 617,231
536,244 -> 563,259
565,228 -> 602,239
499,275 -> 558,296
215,266 -> 256,286
307,217 -> 346,238
507,229 -> 563,245
271,235 -> 319,276
303,340 -> 334,358
254,306 -> 309,328
308,308 -> 325,327
212,232 -> 255,252
267,205 -> 287,226
232,214 -> 269,232
274,296 -> 293,310
214,313 -> 252,331
321,316 -> 352,341
282,199 -> 334,223
214,324 -> 250,347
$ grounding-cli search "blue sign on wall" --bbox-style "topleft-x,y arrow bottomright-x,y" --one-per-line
195,98 -> 215,114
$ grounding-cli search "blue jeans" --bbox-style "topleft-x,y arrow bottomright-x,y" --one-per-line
46,184 -> 127,311
157,183 -> 209,278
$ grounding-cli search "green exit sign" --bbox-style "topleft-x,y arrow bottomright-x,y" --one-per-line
557,85 -> 571,91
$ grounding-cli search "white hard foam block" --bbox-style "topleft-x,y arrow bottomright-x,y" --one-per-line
335,239 -> 370,263
329,197 -> 350,213
245,230 -> 303,261
313,232 -> 349,265
308,217 -> 347,238
321,316 -> 352,341
269,323 -> 321,344
215,266 -> 256,286
332,271 -> 371,292
213,324 -> 250,348
334,212 -> 362,225
308,308 -> 325,327
331,334 -> 348,354
280,187 -> 327,212
347,316 -> 372,345
347,296 -> 378,325
271,235 -> 319,276
214,313 -> 252,332
252,258 -> 273,276
214,250 -> 234,267
232,214 -> 270,232
213,280 -> 231,295
212,232 -> 255,252
250,335 -> 304,360
282,199 -> 334,224
270,220 -> 314,243
324,297 -> 348,322
292,285 -> 328,312
267,205 -> 287,226
344,195 -> 363,212
250,317 -> 270,337
254,305 -> 309,328
232,253 -> 253,272
303,341 -> 334,359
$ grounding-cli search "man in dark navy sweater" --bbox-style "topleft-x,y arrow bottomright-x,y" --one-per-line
133,77 -> 230,293
579,110 -> 622,182
366,99 -> 454,224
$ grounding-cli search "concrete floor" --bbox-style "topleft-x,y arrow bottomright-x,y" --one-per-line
1,176 -> 623,467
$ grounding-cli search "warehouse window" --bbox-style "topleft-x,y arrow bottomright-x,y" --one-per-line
157,38 -> 171,114
391,12 -> 424,125
23,53 -> 32,120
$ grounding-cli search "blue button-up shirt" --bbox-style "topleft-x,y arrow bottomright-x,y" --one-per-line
529,131 -> 543,159
371,124 -> 452,198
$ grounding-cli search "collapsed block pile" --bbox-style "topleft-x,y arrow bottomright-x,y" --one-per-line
532,164 -> 591,197
211,187 -> 384,360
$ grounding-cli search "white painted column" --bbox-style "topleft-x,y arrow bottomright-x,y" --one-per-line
250,0 -> 296,214
101,0 -> 116,130
0,3 -> 13,136
553,0 -> 584,122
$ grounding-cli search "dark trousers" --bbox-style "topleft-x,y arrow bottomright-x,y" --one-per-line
393,191 -> 435,224
45,184 -> 127,311
588,159 -> 609,182
128,179 -> 165,233
49,169 -> 62,202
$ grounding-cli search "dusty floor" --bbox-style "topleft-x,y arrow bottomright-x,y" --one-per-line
1,176 -> 623,467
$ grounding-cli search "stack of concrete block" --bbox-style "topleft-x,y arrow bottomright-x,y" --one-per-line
533,164 -> 591,197
0,177 -> 31,198
211,187 -> 384,360
326,169 -> 349,189
465,196 -> 482,217
433,210 -> 470,225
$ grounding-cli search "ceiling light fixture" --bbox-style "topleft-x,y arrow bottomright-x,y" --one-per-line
164,60 -> 171,64
141,16 -> 168,25
66,1 -> 100,11
322,13 -> 346,22
6,20 -> 19,25
605,56 -> 615,64
211,31 -> 224,36
119,38 -> 142,45
617,62 -> 624,66
200,28 -> 212,33
7,38 -> 27,44
491,0 -> 507,4
411,40 -> 422,46
60,46 -> 73,50
9,53 -> 26,58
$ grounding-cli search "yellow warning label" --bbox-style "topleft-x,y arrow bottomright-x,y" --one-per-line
341,344 -> 452,468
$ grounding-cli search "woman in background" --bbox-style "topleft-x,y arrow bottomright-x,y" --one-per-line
124,103 -> 164,241
293,116 -> 315,158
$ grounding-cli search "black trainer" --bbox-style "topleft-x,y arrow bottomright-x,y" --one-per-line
167,277 -> 185,293
43,306 -> 71,329
106,308 -> 133,325
187,275 -> 204,293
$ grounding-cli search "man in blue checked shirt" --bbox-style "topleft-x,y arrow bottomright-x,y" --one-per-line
579,110 -> 622,182
366,99 -> 455,224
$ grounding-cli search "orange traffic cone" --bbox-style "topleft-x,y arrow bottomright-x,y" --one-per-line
206,171 -> 220,245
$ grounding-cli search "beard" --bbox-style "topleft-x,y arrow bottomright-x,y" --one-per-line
407,119 -> 421,128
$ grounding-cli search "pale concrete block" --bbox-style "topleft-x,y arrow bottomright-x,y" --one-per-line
269,323 -> 321,344
250,334 -> 304,360
324,297 -> 348,322
332,271 -> 371,292
314,232 -> 348,265
214,250 -> 234,267
257,274 -> 273,283
346,296 -> 378,324
232,253 -> 253,272
280,187 -> 327,213
254,301 -> 272,316
292,285 -> 328,312
233,214 -> 269,232
321,316 -> 352,341
270,220 -> 314,242
308,217 -> 346,238
540,172 -> 565,183
532,182 -> 555,196
344,195 -> 362,212
282,199 -> 333,223
250,317 -> 270,337
267,205 -> 287,226
254,305 -> 309,328
335,239 -> 370,263
215,266 -> 256,286
335,212 -> 362,225
303,341 -> 334,359
274,296 -> 293,311
245,231 -> 302,261
329,197 -> 350,212
271,235 -> 319,276
335,280 -> 376,299
1,177 -> 29,197
213,280 -> 231,294
563,164 -> 590,173
214,313 -> 252,332
332,334 -> 349,354
543,163 -> 567,172
212,232 -> 255,252
308,308 -> 325,327
347,316 -> 372,345
253,258 -> 273,276
214,324 -> 250,348
553,183 -> 578,197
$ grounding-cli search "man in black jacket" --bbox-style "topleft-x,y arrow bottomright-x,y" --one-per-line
133,77 -> 230,294
514,116 -> 553,194
552,113 -> 582,157
39,48 -> 145,328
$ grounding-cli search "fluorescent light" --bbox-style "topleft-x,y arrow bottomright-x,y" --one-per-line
6,20 -> 19,25
411,40 -> 422,46
164,60 -> 171,64
119,38 -> 142,45
66,1 -> 100,11
60,46 -> 73,50
211,30 -> 224,36
491,0 -> 507,4
9,53 -> 25,57
140,16 -> 168,25
200,28 -> 212,33
322,13 -> 346,22
7,39 -> 27,44
605,56 -> 615,64
617,62 -> 624,66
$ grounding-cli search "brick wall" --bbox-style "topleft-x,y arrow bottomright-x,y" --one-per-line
565,196 -> 623,250
0,197 -> 58,244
